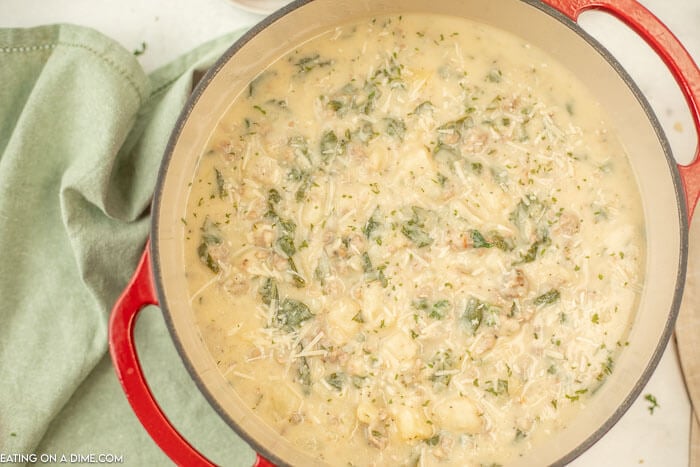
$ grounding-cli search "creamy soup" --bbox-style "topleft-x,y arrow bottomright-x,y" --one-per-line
183,13 -> 645,467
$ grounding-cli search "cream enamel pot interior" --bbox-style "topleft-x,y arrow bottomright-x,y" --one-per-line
108,0 -> 700,466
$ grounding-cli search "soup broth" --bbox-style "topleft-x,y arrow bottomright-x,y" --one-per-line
183,13 -> 645,466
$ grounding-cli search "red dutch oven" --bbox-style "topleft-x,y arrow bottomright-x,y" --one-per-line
109,0 -> 700,466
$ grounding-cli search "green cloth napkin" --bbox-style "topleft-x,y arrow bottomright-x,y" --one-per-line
0,24 -> 256,466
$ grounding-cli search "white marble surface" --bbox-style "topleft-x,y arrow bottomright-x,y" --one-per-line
1,0 -> 697,465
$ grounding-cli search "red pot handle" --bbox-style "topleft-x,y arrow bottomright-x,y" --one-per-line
108,241 -> 275,467
109,3 -> 698,464
541,0 -> 700,220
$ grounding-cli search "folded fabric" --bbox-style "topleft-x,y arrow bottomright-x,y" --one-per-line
0,24 -> 255,465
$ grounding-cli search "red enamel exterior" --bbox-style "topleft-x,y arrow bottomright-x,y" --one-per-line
108,244 -> 211,466
108,244 -> 275,466
541,0 -> 700,220
108,1 -> 700,466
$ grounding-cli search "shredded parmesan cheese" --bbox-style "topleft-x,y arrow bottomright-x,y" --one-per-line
183,13 -> 645,467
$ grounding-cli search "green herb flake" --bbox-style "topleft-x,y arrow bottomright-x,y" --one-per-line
534,289 -> 560,306
645,394 -> 659,414
133,41 -> 147,56
565,388 -> 588,402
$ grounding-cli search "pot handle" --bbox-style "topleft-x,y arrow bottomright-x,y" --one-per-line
541,0 -> 700,220
108,242 -> 275,467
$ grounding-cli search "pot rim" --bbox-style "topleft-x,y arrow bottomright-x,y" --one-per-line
150,1 -> 689,465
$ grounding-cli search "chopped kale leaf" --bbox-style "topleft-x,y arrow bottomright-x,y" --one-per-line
275,298 -> 313,331
293,54 -> 333,73
401,206 -> 433,248
320,130 -> 346,162
326,372 -> 345,391
259,277 -> 279,305
470,229 -> 492,248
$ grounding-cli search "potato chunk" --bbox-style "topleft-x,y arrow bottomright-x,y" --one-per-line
356,401 -> 379,424
325,297 -> 361,345
270,385 -> 300,421
395,408 -> 433,440
245,154 -> 281,185
432,396 -> 483,434
380,332 -> 417,364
